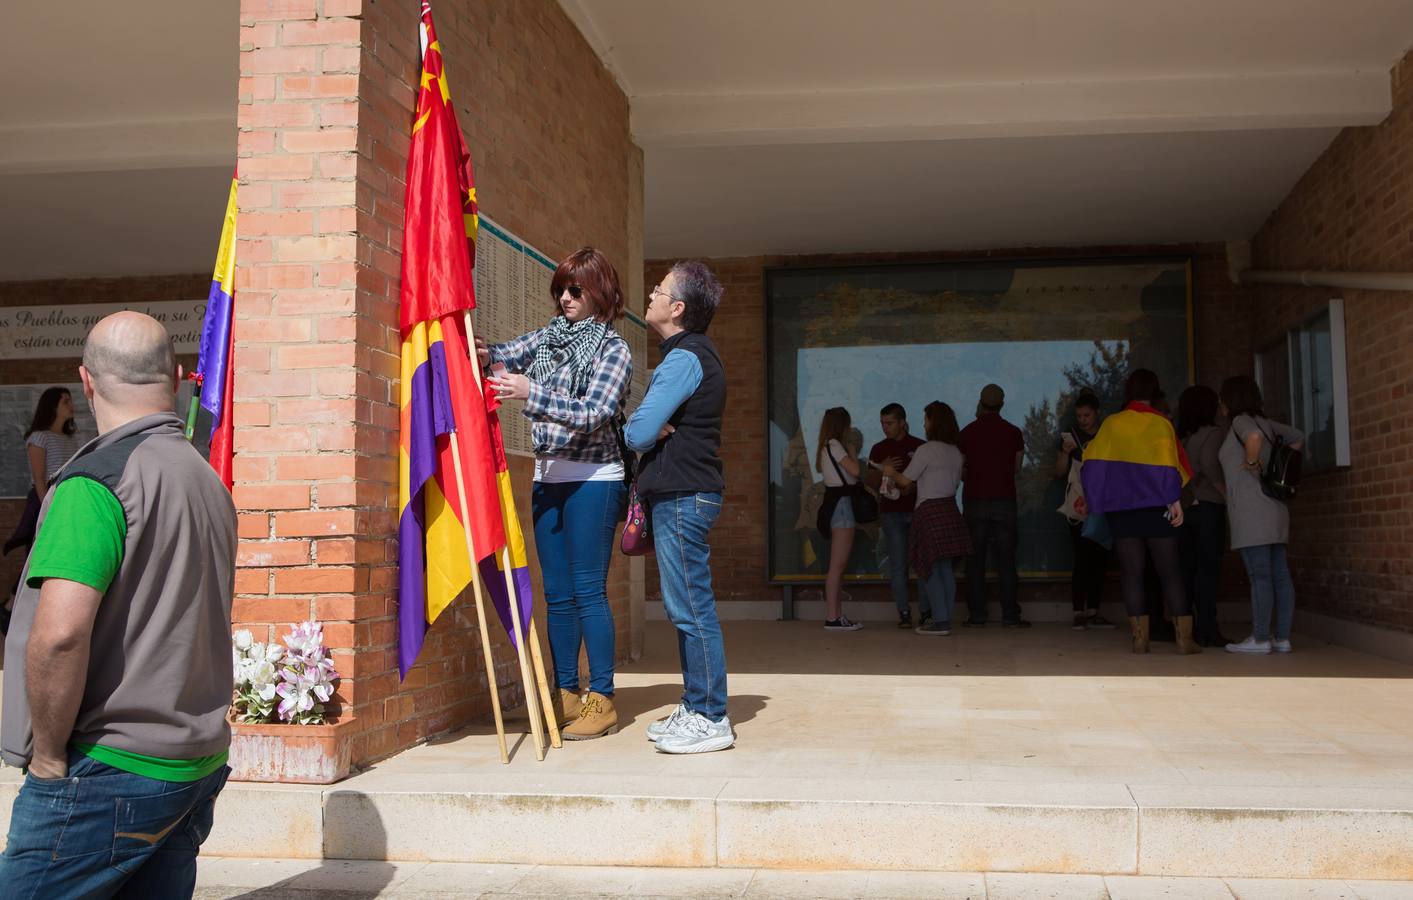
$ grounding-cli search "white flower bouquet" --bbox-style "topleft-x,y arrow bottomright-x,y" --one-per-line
231,621 -> 340,726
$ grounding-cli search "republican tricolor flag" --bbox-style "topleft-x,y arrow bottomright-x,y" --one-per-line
194,175 -> 237,489
397,1 -> 533,678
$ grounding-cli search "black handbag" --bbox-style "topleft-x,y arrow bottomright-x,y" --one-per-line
824,444 -> 879,525
1255,421 -> 1301,502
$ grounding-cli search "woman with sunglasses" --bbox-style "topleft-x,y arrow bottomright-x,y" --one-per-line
479,247 -> 633,741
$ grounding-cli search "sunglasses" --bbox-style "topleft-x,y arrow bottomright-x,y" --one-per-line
563,284 -> 584,299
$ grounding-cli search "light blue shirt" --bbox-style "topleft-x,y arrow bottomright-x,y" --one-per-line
624,348 -> 703,452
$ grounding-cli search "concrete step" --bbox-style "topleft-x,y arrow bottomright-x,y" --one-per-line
192,857 -> 1413,899
38,773 -> 1404,880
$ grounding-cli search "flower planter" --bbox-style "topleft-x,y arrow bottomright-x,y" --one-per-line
229,718 -> 358,784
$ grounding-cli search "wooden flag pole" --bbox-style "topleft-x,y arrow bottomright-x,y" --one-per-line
462,311 -> 548,760
526,617 -> 562,748
445,430 -> 510,764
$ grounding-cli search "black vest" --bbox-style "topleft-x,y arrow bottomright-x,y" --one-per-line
636,331 -> 726,497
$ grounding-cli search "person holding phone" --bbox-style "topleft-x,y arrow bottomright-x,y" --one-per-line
477,247 -> 633,741
1053,391 -> 1111,631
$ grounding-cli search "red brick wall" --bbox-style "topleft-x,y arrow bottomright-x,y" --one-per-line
236,0 -> 634,766
1247,49 -> 1413,631
0,275 -> 205,607
646,245 -> 1255,607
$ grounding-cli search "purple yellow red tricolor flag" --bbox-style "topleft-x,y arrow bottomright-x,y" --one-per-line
194,174 -> 237,490
1080,402 -> 1192,514
397,2 -> 533,678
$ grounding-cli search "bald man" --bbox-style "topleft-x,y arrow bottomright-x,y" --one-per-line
1,312 -> 236,898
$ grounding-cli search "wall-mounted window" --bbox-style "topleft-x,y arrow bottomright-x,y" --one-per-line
1254,299 -> 1350,473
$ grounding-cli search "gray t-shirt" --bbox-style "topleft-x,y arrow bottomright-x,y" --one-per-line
26,430 -> 79,485
1218,414 -> 1304,549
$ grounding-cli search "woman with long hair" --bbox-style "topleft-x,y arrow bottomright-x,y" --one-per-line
4,387 -> 79,626
479,247 -> 633,740
883,401 -> 971,635
816,406 -> 863,631
1080,369 -> 1200,654
1217,376 -> 1304,654
1176,385 -> 1231,647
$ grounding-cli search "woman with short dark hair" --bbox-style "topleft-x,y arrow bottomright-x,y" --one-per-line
481,247 -> 633,740
883,401 -> 971,635
1081,369 -> 1200,654
1217,375 -> 1304,654
1055,390 -> 1111,630
626,260 -> 734,753
1176,385 -> 1231,647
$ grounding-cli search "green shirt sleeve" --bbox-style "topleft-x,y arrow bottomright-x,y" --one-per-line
26,476 -> 127,592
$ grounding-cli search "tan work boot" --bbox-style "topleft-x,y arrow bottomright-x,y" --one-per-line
1129,615 -> 1151,654
563,691 -> 618,741
1174,615 -> 1203,655
551,688 -> 582,727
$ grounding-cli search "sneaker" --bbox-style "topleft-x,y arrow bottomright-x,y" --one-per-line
646,703 -> 688,742
824,616 -> 864,631
1272,639 -> 1293,653
1002,619 -> 1032,629
654,711 -> 735,754
963,619 -> 987,628
916,621 -> 952,636
896,612 -> 913,629
1085,614 -> 1117,629
1225,635 -> 1273,655
1071,613 -> 1087,631
917,614 -> 933,629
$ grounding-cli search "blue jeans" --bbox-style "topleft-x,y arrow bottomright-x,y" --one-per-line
881,512 -> 929,618
651,491 -> 728,722
0,751 -> 229,899
1238,543 -> 1295,641
923,558 -> 956,626
532,479 -> 626,696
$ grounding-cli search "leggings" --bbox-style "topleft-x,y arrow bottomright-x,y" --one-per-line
1115,535 -> 1189,618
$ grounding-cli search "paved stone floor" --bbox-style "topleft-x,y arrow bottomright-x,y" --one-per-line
194,858 -> 1413,899
372,619 -> 1413,790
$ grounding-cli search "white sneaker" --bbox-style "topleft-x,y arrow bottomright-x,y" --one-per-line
1272,639 -> 1293,653
1226,636 -> 1273,655
654,710 -> 735,754
824,616 -> 863,631
646,703 -> 688,742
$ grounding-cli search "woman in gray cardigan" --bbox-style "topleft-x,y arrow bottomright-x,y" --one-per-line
1217,376 -> 1304,655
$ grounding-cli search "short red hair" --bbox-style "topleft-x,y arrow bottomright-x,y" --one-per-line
550,247 -> 624,321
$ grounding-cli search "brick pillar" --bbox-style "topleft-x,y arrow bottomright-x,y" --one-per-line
236,0 -> 401,764
236,0 -> 532,768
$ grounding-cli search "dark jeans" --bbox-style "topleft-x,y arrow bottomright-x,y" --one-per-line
965,498 -> 1020,623
880,511 -> 928,618
1181,502 -> 1227,639
1069,521 -> 1107,613
532,479 -> 626,696
0,751 -> 228,899
651,491 -> 728,722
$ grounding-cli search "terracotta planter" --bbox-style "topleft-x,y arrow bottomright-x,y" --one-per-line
229,718 -> 358,784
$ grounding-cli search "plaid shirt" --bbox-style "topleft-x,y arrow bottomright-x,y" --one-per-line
490,326 -> 633,463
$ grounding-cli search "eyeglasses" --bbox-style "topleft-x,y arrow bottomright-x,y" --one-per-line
650,286 -> 681,304
562,284 -> 584,299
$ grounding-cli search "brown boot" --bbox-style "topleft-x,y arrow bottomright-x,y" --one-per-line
1174,615 -> 1203,655
1129,615 -> 1150,654
563,691 -> 618,741
551,688 -> 582,727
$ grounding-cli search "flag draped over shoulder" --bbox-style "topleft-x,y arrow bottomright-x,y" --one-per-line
1080,403 -> 1192,515
397,2 -> 533,678
194,175 -> 237,490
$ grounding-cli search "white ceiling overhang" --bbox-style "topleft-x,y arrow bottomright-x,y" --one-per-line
561,0 -> 1413,258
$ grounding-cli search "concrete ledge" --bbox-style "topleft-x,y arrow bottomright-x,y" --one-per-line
715,780 -> 1138,873
1134,785 -> 1413,880
320,773 -> 721,867
206,783 -> 325,859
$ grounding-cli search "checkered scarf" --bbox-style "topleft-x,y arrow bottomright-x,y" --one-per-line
524,315 -> 609,398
